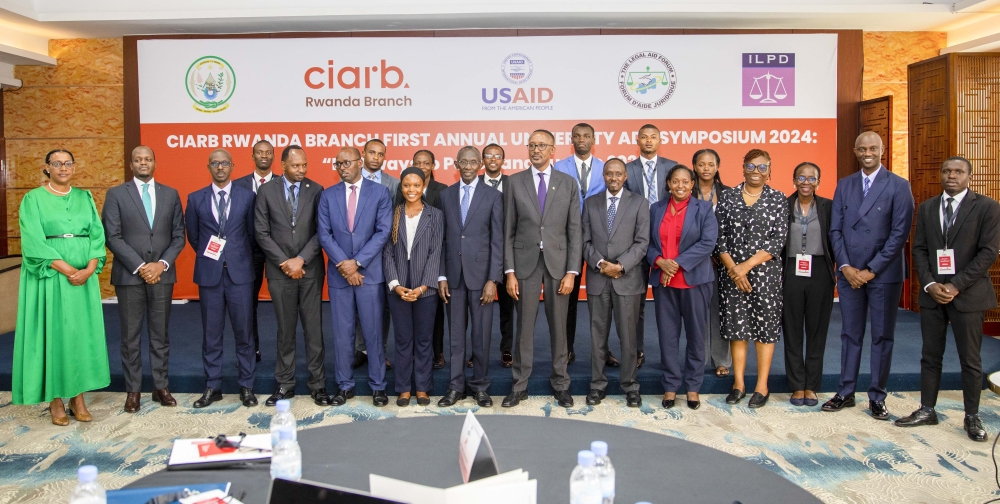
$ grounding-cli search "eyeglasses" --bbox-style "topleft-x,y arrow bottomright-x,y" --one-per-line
456,160 -> 481,168
744,163 -> 770,173
335,159 -> 360,168
48,161 -> 75,169
795,175 -> 818,184
209,161 -> 233,169
483,154 -> 504,160
527,143 -> 552,151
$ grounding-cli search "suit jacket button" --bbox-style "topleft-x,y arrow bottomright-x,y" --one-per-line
461,235 -> 465,239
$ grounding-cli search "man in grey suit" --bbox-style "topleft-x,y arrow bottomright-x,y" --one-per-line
102,145 -> 186,413
623,123 -> 678,368
255,145 -> 330,407
354,138 -> 396,370
582,158 -> 649,407
502,129 -> 582,408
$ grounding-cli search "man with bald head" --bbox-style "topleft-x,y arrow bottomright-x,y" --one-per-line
186,148 -> 259,408
103,145 -> 186,413
825,131 -> 914,420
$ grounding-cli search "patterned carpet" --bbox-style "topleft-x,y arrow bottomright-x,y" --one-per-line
0,391 -> 998,504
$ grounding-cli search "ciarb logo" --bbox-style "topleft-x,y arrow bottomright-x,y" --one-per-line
186,56 -> 236,113
618,51 -> 677,109
501,53 -> 533,85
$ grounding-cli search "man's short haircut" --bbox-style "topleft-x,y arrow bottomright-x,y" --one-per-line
252,139 -> 272,150
364,138 -> 386,150
482,143 -> 505,158
132,145 -> 155,161
944,155 -> 973,174
604,158 -> 626,171
638,123 -> 660,134
457,145 -> 480,160
572,123 -> 595,135
531,129 -> 555,143
281,144 -> 305,162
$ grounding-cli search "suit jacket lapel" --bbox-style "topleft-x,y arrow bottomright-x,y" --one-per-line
656,157 -> 669,201
678,199 -> 699,249
542,170 -> 558,217
352,181 -> 369,231
856,168 -> 889,220
523,172 -> 543,218
462,184 -> 486,229
650,200 -> 667,253
412,209 -> 432,246
334,183 -> 348,229
946,191 -> 975,245
126,182 -> 152,230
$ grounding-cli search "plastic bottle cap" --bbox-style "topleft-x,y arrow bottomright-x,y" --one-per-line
78,465 -> 98,483
279,426 -> 294,440
590,441 -> 608,456
275,400 -> 290,412
577,450 -> 595,466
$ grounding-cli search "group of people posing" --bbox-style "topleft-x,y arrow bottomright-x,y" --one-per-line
13,125 -> 997,443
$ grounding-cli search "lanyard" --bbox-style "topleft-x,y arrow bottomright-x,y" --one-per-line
794,198 -> 815,254
213,190 -> 230,238
697,183 -> 716,204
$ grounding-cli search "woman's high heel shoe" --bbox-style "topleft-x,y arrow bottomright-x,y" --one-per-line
50,399 -> 70,426
67,394 -> 93,422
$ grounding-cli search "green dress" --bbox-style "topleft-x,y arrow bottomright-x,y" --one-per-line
13,187 -> 110,404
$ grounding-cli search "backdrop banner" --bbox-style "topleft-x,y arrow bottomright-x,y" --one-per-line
138,34 -> 838,298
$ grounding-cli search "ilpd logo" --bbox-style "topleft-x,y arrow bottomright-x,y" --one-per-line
186,56 -> 236,113
501,53 -> 533,85
743,53 -> 794,106
618,51 -> 677,109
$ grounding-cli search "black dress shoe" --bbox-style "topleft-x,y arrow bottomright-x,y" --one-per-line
605,352 -> 620,368
567,351 -> 576,364
373,390 -> 388,407
748,392 -> 769,409
432,354 -> 446,370
725,389 -> 746,405
585,389 -> 606,406
662,397 -> 675,409
636,351 -> 646,369
310,388 -> 331,406
265,387 -> 295,407
330,388 -> 354,406
240,387 -> 258,407
255,350 -> 262,363
467,358 -> 474,369
500,351 -> 513,368
965,414 -> 988,442
474,391 -> 492,407
687,399 -> 701,410
821,394 -> 856,412
502,390 -> 528,408
352,351 -> 368,369
554,390 -> 574,407
438,389 -> 466,407
869,400 -> 889,420
895,406 -> 937,427
193,388 -> 222,408
626,391 -> 642,408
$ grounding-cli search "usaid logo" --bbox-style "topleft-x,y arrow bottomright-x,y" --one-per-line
743,53 -> 794,106
501,53 -> 533,85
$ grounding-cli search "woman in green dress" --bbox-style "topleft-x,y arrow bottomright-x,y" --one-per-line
13,149 -> 110,425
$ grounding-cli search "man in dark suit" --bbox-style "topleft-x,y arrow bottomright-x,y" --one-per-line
410,149 -> 449,370
502,129 -> 582,408
825,131 -> 914,420
437,146 -> 504,408
581,158 -> 649,407
895,156 -> 999,442
102,145 -> 186,413
353,138 -> 397,370
480,143 -> 515,368
623,124 -> 678,369
185,148 -> 259,408
233,139 -> 277,363
318,146 -> 393,407
254,145 -> 329,407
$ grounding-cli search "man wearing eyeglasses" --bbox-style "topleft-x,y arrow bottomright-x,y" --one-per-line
825,131 -> 914,421
502,129 -> 582,408
185,149 -> 259,408
318,147 -> 394,407
623,124 -> 678,369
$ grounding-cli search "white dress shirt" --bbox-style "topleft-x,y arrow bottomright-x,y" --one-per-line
388,210 -> 423,291
596,187 -> 626,271
575,155 -> 594,187
252,171 -> 274,193
211,181 -> 233,224
344,179 -> 363,216
861,165 -> 882,193
483,173 -> 503,192
131,177 -> 170,273
923,188 -> 969,292
638,155 -> 658,200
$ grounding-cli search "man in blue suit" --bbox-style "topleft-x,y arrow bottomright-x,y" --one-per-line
554,123 -> 610,365
318,146 -> 393,407
185,148 -> 258,408
825,131 -> 915,420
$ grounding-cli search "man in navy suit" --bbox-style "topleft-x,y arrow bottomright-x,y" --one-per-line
825,131 -> 914,420
437,146 -> 504,408
318,146 -> 393,407
623,124 -> 678,368
185,148 -> 258,408
554,123 -> 612,365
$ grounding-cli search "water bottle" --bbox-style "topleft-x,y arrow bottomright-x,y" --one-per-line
270,427 -> 302,481
69,465 -> 106,504
590,441 -> 616,504
569,450 -> 601,504
270,399 -> 297,448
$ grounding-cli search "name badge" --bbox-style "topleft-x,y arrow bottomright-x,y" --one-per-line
203,235 -> 227,261
795,254 -> 812,277
937,249 -> 956,275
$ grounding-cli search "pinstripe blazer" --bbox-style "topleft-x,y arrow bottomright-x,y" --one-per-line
382,205 -> 444,298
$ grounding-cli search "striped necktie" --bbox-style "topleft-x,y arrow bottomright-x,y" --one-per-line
863,176 -> 871,198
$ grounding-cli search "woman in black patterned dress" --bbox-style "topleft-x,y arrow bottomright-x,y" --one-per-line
715,149 -> 789,409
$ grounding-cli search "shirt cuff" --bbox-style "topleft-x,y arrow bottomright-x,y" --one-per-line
504,269 -> 515,275
388,280 -> 400,291
923,282 -> 937,292
133,263 -> 146,275
437,276 -> 447,283
567,271 -> 579,276
839,264 -> 849,271
159,260 -> 170,271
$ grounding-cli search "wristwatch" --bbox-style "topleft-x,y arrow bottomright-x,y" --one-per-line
355,259 -> 362,269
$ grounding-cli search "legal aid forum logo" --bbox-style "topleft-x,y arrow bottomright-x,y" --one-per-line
618,51 -> 677,109
743,53 -> 794,106
185,56 -> 236,113
501,53 -> 533,85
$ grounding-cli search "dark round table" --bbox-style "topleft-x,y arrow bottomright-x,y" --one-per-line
127,415 -> 820,503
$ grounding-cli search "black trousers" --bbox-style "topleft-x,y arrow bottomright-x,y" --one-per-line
250,252 -> 266,354
269,274 -> 326,391
498,277 -> 515,353
117,282 -> 174,392
433,299 -> 446,357
566,271 -> 583,352
920,301 -> 985,415
781,255 -> 834,392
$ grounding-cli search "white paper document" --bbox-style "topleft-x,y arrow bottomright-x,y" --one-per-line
167,433 -> 271,469
369,470 -> 536,504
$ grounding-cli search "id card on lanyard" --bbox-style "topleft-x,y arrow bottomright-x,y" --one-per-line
937,196 -> 959,275
794,199 -> 814,277
204,191 -> 229,261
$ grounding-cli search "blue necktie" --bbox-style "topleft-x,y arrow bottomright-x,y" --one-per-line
461,185 -> 471,226
288,184 -> 298,226
216,190 -> 228,233
645,160 -> 656,206
537,172 -> 547,214
141,183 -> 154,228
863,176 -> 870,198
607,196 -> 618,235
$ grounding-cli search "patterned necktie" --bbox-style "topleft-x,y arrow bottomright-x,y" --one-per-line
489,178 -> 499,189
141,183 -> 154,228
645,160 -> 656,205
537,172 -> 547,214
368,173 -> 377,182
288,184 -> 298,226
461,185 -> 471,226
347,185 -> 357,232
944,197 -> 955,236
863,175 -> 871,198
579,161 -> 590,197
607,196 -> 618,234
216,190 -> 228,232
259,177 -> 265,191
